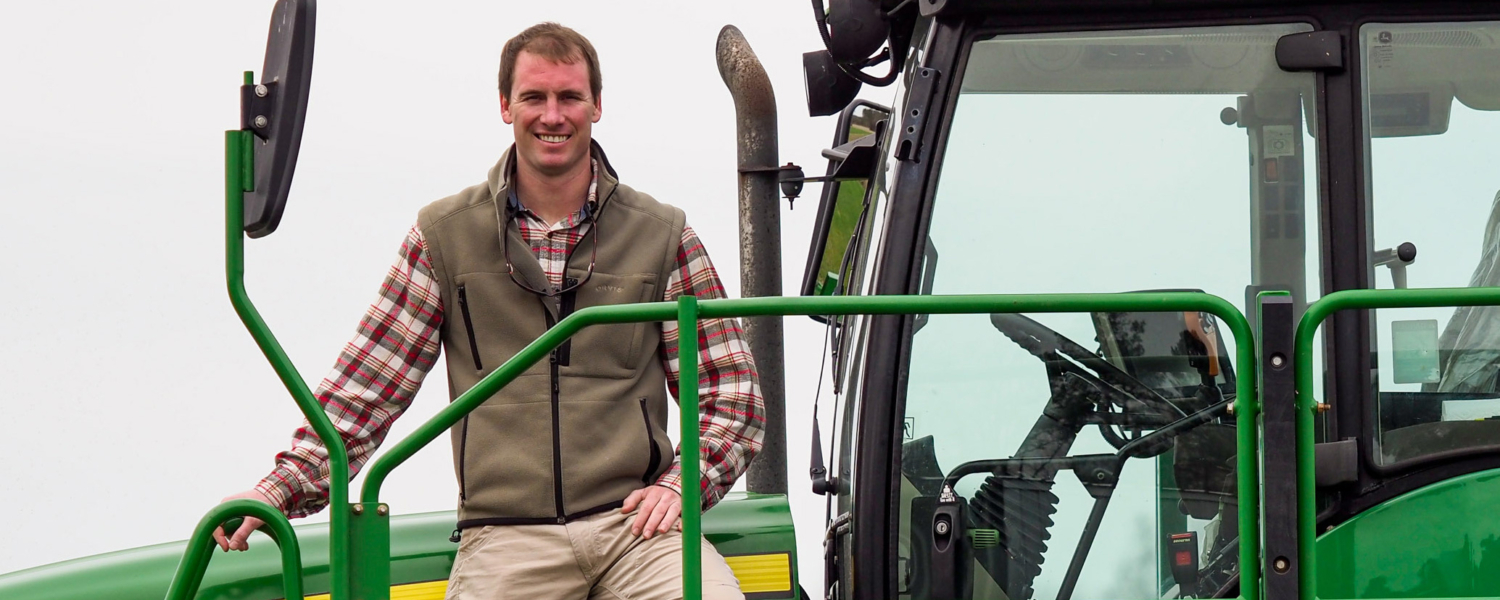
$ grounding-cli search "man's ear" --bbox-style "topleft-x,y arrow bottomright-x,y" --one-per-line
591,92 -> 602,123
500,92 -> 514,124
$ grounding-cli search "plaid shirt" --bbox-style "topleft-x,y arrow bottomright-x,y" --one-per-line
256,168 -> 764,519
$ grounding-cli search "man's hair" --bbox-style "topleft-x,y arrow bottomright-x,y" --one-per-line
497,23 -> 602,101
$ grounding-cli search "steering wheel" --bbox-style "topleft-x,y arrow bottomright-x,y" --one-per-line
990,313 -> 1189,449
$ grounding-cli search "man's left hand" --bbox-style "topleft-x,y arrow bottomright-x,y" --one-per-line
621,485 -> 683,539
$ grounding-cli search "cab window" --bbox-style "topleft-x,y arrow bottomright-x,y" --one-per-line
899,23 -> 1319,600
1362,21 -> 1500,466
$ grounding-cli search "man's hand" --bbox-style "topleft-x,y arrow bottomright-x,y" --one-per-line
211,490 -> 274,552
620,485 -> 683,539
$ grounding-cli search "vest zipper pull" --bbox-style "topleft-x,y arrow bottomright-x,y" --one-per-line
449,529 -> 462,543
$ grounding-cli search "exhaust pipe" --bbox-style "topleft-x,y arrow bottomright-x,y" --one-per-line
717,24 -> 786,495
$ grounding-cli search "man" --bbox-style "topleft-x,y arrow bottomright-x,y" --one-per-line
213,22 -> 763,600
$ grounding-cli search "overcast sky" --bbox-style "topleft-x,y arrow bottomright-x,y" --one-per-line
0,0 -> 861,590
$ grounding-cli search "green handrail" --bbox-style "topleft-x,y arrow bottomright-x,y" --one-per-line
163,499 -> 305,600
218,127 -> 354,599
685,292 -> 1261,600
679,295 -> 703,600
354,290 -> 1260,600
1293,286 -> 1500,600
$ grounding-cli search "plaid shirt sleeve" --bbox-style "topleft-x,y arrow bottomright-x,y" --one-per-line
254,224 -> 444,518
654,224 -> 766,511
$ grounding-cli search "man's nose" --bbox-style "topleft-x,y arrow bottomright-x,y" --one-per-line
541,97 -> 565,126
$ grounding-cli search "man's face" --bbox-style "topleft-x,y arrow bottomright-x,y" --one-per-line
501,50 -> 601,180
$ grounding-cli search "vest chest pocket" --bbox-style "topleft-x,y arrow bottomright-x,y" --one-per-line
450,272 -> 552,386
567,272 -> 659,378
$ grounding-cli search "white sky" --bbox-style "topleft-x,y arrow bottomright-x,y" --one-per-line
0,0 -> 867,591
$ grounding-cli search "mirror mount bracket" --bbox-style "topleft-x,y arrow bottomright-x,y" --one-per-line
740,162 -> 878,206
739,163 -> 817,207
744,118 -> 887,205
240,81 -> 279,140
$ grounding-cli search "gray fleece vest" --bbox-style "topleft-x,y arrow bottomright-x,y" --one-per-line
417,143 -> 686,527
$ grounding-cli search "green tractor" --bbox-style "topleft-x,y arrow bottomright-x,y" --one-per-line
6,1 -> 1500,600
799,2 -> 1500,600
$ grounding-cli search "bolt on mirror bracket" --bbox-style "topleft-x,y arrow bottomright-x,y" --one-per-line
240,82 -> 278,140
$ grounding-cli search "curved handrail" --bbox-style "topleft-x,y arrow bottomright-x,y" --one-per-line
163,499 -> 304,600
1294,286 -> 1500,600
356,290 -> 1261,600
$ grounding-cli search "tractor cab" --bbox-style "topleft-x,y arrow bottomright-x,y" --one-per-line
801,2 -> 1500,599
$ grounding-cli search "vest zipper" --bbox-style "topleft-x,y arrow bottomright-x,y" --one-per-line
639,398 -> 663,484
454,285 -> 479,504
545,308 -> 566,523
456,284 -> 483,371
458,416 -> 469,502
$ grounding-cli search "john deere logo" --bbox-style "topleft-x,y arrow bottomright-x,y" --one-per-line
1378,31 -> 1392,44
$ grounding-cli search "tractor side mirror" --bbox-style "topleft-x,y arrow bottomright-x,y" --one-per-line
241,0 -> 316,238
800,100 -> 890,305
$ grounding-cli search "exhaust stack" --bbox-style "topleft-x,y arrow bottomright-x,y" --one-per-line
716,25 -> 787,495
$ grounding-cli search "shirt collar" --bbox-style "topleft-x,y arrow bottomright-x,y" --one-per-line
506,159 -> 600,225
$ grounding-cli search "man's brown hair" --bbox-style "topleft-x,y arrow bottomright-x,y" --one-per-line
497,23 -> 602,101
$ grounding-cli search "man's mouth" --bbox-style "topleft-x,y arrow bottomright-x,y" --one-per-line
536,134 -> 570,143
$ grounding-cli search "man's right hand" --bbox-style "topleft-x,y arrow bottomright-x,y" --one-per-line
211,490 -> 274,552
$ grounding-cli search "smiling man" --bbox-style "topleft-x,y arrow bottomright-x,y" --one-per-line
212,22 -> 763,600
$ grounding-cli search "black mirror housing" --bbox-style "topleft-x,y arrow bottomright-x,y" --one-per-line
242,0 -> 316,238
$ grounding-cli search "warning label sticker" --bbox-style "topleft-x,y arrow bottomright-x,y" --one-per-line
1263,125 -> 1296,158
1370,31 -> 1395,69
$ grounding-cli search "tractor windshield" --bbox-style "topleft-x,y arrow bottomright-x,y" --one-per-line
898,23 -> 1319,600
1360,21 -> 1500,467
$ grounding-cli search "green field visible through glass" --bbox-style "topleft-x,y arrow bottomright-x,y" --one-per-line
812,122 -> 875,295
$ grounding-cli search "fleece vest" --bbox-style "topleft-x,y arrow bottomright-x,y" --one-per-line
417,143 -> 686,527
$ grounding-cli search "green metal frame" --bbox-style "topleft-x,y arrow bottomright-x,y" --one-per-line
169,123 -> 1267,600
1294,286 -> 1500,600
164,501 -> 305,600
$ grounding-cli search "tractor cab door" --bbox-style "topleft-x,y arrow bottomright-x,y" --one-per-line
895,24 -> 1321,599
816,19 -> 1326,600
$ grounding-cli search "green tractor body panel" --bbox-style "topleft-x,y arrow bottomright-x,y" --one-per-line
0,493 -> 797,600
1316,469 -> 1500,598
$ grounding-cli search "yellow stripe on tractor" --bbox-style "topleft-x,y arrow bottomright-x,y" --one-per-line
303,579 -> 448,600
724,552 -> 793,594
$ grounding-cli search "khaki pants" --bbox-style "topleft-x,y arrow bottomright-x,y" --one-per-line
445,509 -> 745,600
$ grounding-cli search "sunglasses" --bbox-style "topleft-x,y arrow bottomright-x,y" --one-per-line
501,201 -> 600,298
